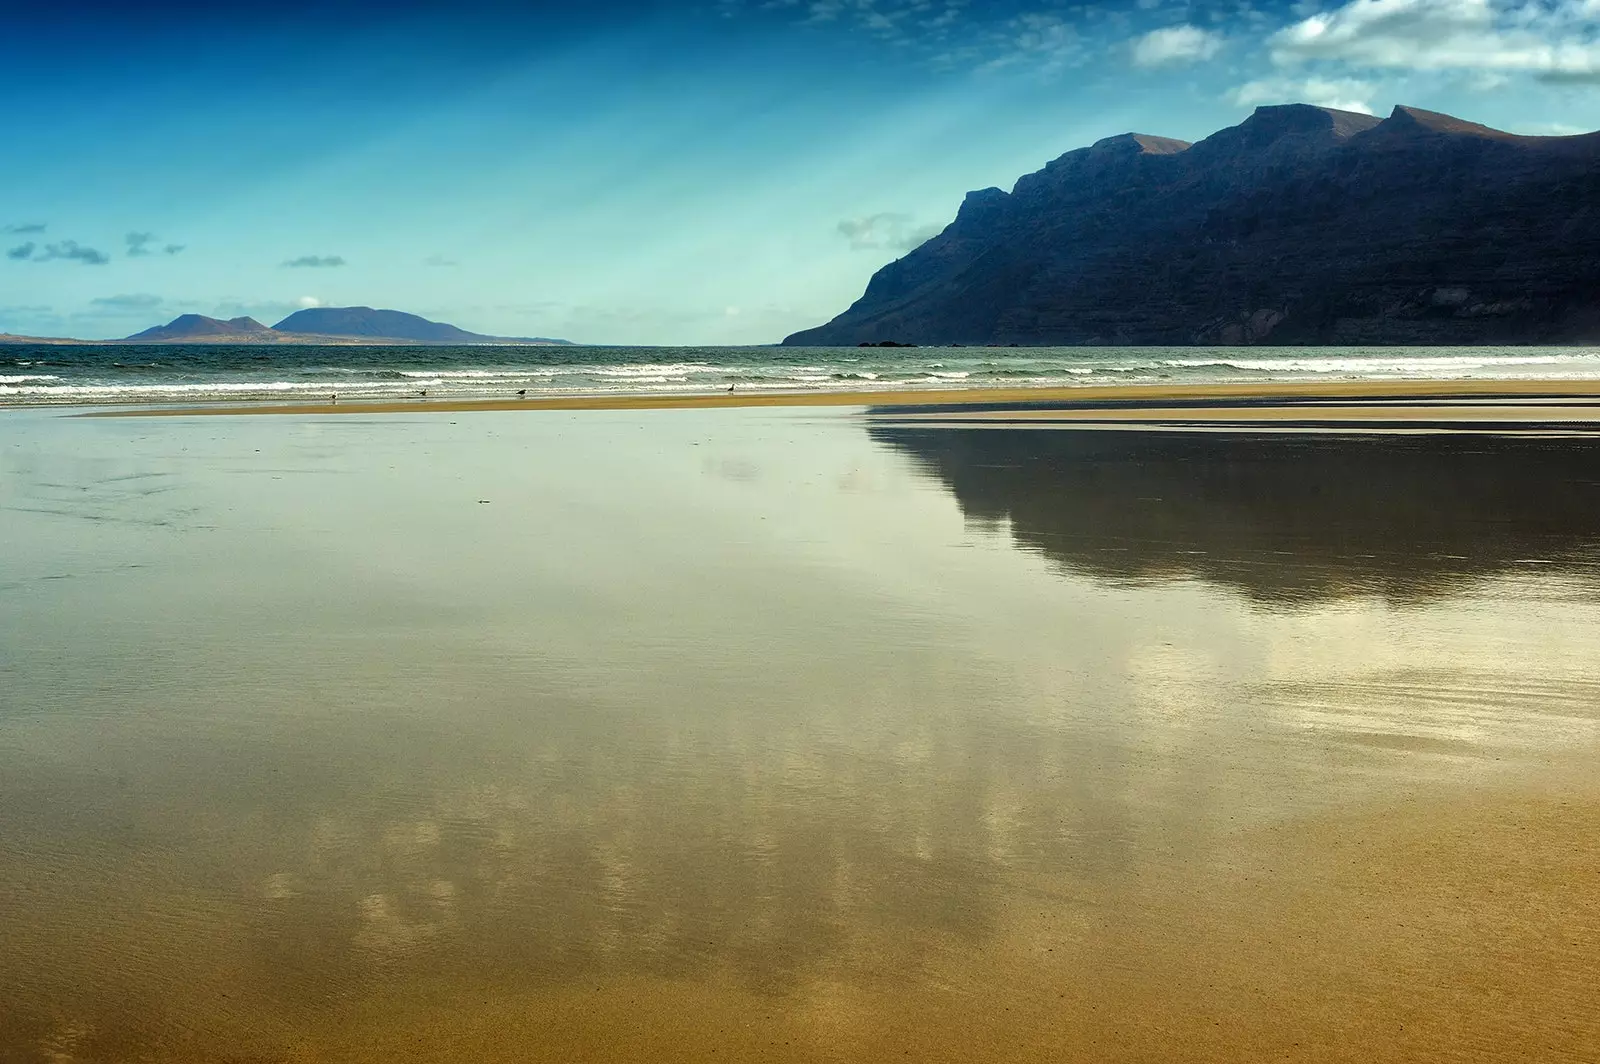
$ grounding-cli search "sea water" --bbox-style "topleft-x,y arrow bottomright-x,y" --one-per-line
4,343 -> 1600,406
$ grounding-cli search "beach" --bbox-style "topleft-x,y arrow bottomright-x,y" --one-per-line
3,393 -> 1599,1062
69,374 -> 1600,422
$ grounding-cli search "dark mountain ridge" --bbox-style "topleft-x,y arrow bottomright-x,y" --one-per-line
123,306 -> 572,345
785,104 -> 1600,346
271,306 -> 542,343
127,314 -> 271,341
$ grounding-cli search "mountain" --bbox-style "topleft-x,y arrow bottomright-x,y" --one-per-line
127,314 -> 271,341
271,306 -> 571,345
869,425 -> 1600,605
121,307 -> 573,344
785,105 -> 1600,346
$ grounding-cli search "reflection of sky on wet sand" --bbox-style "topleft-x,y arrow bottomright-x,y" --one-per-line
1,408 -> 1599,1061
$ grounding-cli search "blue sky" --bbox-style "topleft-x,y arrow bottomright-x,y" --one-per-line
4,0 -> 1599,344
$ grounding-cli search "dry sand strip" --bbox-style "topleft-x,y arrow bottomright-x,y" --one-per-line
70,377 -> 1600,419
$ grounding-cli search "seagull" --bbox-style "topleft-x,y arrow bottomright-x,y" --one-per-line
517,389 -> 527,397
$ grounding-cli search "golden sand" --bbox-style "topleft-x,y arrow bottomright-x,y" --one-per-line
7,395 -> 1597,1063
45,781 -> 1593,1064
74,376 -> 1600,418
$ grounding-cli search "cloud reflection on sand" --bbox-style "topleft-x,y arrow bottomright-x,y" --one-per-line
2,408 -> 1599,1061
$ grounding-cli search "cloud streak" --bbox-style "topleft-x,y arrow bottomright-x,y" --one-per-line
3,223 -> 46,235
836,212 -> 943,251
1270,0 -> 1600,82
90,293 -> 165,309
6,240 -> 110,265
283,254 -> 346,268
1131,24 -> 1224,67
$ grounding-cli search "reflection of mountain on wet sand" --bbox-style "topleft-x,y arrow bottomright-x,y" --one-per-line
869,426 -> 1600,604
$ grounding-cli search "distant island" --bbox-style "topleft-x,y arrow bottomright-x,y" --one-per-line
784,105 -> 1600,347
4,307 -> 574,346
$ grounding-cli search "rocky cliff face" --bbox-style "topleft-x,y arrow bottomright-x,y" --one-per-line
784,105 -> 1600,346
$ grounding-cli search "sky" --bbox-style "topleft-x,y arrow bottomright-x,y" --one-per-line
3,0 -> 1600,344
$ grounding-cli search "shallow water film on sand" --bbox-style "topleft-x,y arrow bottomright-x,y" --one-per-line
2,407 -> 1598,1062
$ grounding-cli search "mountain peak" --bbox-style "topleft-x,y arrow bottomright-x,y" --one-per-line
1192,103 -> 1381,159
273,306 -> 484,342
1089,132 -> 1192,156
270,306 -> 573,345
782,103 -> 1600,347
123,307 -> 574,344
1256,103 -> 1380,138
1377,105 -> 1514,140
127,313 -> 272,341
952,186 -> 1011,227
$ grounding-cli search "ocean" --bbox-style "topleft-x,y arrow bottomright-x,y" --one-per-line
4,343 -> 1600,406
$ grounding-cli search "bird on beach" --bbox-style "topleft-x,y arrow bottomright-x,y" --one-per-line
330,393 -> 338,403
517,389 -> 526,397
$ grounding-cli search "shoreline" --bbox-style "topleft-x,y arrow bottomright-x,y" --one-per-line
63,377 -> 1600,419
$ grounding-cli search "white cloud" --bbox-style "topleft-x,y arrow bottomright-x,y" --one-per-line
297,295 -> 322,308
1270,0 -> 1600,82
1229,75 -> 1378,112
836,213 -> 943,251
1131,24 -> 1225,66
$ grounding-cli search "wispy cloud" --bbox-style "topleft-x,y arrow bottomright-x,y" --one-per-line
123,233 -> 184,256
748,0 -> 1094,73
1270,0 -> 1600,82
1131,24 -> 1225,66
90,293 -> 165,309
283,254 -> 346,268
836,212 -> 943,251
424,254 -> 459,267
45,241 -> 111,265
2,223 -> 46,235
7,240 -> 110,265
978,12 -> 1085,72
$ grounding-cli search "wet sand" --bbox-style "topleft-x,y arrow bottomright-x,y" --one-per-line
73,375 -> 1600,421
2,405 -> 1598,1062
240,784 -> 1600,1063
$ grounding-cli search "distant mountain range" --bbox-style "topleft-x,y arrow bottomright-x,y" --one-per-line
126,314 -> 276,341
784,105 -> 1600,346
122,306 -> 573,345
